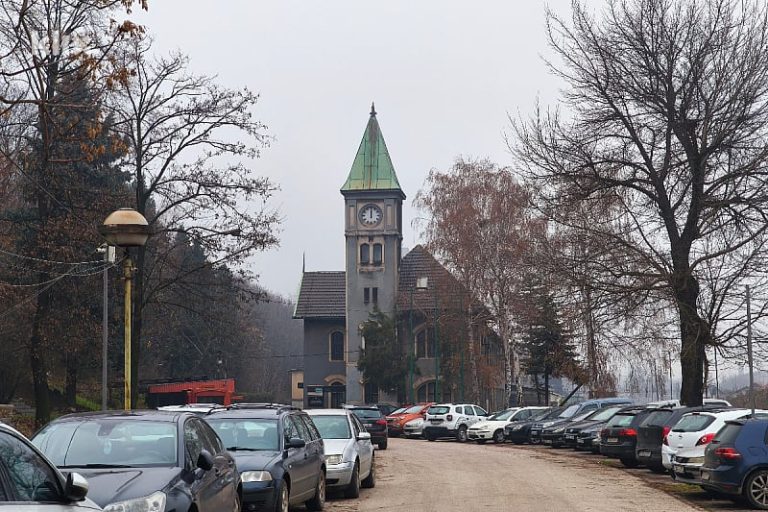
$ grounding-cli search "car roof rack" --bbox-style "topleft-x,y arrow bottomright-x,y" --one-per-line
225,403 -> 300,414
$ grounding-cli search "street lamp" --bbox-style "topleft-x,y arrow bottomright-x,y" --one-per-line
100,208 -> 150,411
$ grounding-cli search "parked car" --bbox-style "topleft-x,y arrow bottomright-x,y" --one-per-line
505,407 -> 560,444
541,410 -> 597,447
374,404 -> 400,417
646,398 -> 732,408
31,410 -> 240,512
563,406 -> 625,449
701,418 -> 768,508
423,404 -> 488,442
402,417 -> 426,438
670,444 -> 708,486
306,409 -> 375,499
662,409 -> 763,470
0,422 -> 98,510
206,404 -> 326,512
635,406 -> 716,473
386,403 -> 432,438
599,406 -> 656,467
468,407 -> 549,444
345,405 -> 388,449
530,398 -> 633,444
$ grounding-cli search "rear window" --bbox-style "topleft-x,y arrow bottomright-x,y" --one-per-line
351,409 -> 382,419
713,423 -> 743,445
606,414 -> 634,427
428,406 -> 450,415
672,414 -> 715,432
641,410 -> 674,427
590,407 -> 621,422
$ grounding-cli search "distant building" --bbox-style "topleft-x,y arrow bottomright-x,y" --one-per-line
294,106 -> 506,409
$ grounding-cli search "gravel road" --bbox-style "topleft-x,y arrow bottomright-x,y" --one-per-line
322,438 -> 703,512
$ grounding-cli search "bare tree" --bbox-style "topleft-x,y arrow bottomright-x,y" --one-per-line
110,39 -> 279,404
513,0 -> 768,405
416,157 -> 546,406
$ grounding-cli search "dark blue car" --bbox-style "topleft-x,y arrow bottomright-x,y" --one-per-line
701,418 -> 768,509
206,404 -> 326,512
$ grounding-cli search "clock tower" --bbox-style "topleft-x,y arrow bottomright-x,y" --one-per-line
340,104 -> 405,404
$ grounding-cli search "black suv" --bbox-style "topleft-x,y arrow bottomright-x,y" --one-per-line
207,404 -> 326,512
345,405 -> 388,449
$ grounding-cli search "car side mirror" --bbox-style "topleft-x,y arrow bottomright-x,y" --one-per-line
64,472 -> 89,502
357,432 -> 371,441
196,450 -> 214,472
287,437 -> 306,449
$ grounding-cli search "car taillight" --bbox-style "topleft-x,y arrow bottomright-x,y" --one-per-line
376,419 -> 387,426
662,426 -> 670,446
696,433 -> 715,446
447,414 -> 453,421
714,447 -> 741,460
619,428 -> 637,437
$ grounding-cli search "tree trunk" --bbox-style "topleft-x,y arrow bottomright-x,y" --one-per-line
465,303 -> 480,403
544,372 -> 550,406
583,286 -> 598,398
130,244 -> 146,408
65,353 -> 77,407
29,289 -> 52,427
675,273 -> 708,406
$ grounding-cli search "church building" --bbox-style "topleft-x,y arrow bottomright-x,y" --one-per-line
293,106 -> 505,408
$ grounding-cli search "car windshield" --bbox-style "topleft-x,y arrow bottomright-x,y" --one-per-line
405,405 -> 425,414
589,407 -> 621,422
559,405 -> 580,418
427,406 -> 450,415
672,414 -> 715,432
311,415 -> 352,439
390,407 -> 407,415
490,409 -> 518,421
532,409 -> 554,421
33,419 -> 177,467
351,409 -> 382,419
641,409 -> 674,427
572,411 -> 595,422
207,418 -> 279,451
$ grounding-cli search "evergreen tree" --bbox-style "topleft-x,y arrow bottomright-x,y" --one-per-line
357,310 -> 408,395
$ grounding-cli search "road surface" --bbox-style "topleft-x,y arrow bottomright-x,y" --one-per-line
323,438 -> 702,512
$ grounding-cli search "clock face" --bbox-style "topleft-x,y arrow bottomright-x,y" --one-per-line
359,204 -> 383,226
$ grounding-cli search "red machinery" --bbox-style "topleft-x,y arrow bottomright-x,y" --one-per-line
146,378 -> 242,407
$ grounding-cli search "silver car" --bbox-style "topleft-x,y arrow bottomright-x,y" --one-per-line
0,423 -> 99,510
306,409 -> 375,498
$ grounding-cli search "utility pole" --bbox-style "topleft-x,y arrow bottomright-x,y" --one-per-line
747,285 -> 755,415
668,350 -> 673,400
99,245 -> 115,411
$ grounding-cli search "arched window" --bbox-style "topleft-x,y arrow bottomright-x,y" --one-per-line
372,243 -> 383,265
415,327 -> 436,359
416,381 -> 436,402
330,332 -> 344,361
360,244 -> 370,265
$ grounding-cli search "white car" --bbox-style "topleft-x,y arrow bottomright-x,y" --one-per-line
670,444 -> 707,485
662,409 -> 764,469
468,407 -> 549,444
423,403 -> 488,442
402,417 -> 425,438
646,398 -> 732,408
306,409 -> 375,498
0,423 -> 100,510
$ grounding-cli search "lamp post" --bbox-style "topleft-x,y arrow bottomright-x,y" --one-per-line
99,208 -> 150,411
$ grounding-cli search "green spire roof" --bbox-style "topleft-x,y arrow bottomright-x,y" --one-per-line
341,104 -> 403,193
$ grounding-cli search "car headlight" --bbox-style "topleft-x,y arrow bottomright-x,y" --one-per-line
241,470 -> 273,482
407,419 -> 423,426
553,428 -> 564,433
326,454 -> 343,465
104,491 -> 166,512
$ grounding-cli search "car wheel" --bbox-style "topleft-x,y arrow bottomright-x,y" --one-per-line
361,457 -> 376,489
745,470 -> 768,510
620,457 -> 639,468
344,461 -> 360,499
456,425 -> 468,443
493,430 -> 505,444
275,478 -> 289,512
378,439 -> 388,450
305,471 -> 325,511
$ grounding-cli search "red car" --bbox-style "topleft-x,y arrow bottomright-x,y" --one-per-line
387,403 -> 434,437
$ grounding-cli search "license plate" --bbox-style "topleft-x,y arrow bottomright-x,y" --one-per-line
638,449 -> 651,457
673,464 -> 684,474
607,437 -> 618,443
577,439 -> 585,444
565,434 -> 575,440
531,430 -> 540,435
430,419 -> 441,423
543,439 -> 552,444
701,471 -> 710,481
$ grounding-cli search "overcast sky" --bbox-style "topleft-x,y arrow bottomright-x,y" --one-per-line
135,0 -> 583,299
